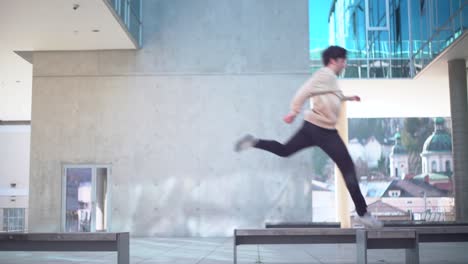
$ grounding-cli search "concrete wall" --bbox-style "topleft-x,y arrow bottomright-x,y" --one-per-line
0,125 -> 30,191
29,0 -> 313,236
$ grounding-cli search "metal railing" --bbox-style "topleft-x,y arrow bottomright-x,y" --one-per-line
412,1 -> 468,76
322,0 -> 468,79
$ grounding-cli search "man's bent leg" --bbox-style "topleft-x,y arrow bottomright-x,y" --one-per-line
255,122 -> 315,157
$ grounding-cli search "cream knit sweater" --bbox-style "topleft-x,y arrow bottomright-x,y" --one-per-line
290,67 -> 345,129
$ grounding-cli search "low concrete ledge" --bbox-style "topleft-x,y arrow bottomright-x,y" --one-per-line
0,232 -> 129,264
234,226 -> 468,264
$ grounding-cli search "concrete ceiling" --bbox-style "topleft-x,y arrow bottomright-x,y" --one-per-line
0,0 -> 137,121
0,0 -> 136,51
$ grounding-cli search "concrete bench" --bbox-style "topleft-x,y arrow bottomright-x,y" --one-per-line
234,228 -> 419,264
356,229 -> 419,264
234,226 -> 468,264
265,221 -> 468,228
265,221 -> 340,228
0,232 -> 129,264
414,226 -> 468,242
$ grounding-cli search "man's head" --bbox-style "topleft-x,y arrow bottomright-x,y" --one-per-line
322,46 -> 347,75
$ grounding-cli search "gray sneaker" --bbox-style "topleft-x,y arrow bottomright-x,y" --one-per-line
355,213 -> 384,228
234,134 -> 257,152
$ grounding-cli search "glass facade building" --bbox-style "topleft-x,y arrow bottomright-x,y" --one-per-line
312,0 -> 468,78
107,0 -> 142,47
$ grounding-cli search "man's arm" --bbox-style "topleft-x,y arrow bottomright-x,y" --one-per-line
341,95 -> 361,101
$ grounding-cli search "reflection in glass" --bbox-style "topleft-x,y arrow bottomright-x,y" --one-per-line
319,0 -> 468,78
95,168 -> 108,232
65,168 -> 92,232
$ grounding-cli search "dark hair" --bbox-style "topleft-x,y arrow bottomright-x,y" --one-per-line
322,46 -> 347,66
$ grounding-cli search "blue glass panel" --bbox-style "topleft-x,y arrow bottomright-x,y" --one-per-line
129,10 -> 141,44
130,0 -> 141,21
109,0 -> 119,10
369,0 -> 388,27
120,0 -> 127,22
343,59 -> 369,78
368,31 -> 391,58
463,2 -> 468,29
434,0 -> 451,28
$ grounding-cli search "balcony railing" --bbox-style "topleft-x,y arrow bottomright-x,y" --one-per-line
412,1 -> 468,76
322,0 -> 468,79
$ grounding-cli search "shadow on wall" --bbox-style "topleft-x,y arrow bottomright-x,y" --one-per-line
126,169 -> 312,236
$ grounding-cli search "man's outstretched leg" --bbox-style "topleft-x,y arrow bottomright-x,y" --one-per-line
235,121 -> 315,157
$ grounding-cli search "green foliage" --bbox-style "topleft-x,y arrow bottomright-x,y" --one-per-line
377,154 -> 389,175
348,118 -> 391,143
400,118 -> 434,174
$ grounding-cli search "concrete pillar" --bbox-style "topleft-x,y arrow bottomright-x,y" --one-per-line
335,103 -> 351,228
448,59 -> 468,221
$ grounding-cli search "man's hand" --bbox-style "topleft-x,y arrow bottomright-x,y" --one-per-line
283,113 -> 296,124
349,95 -> 361,101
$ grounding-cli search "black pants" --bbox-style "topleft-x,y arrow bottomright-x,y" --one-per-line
254,121 -> 367,216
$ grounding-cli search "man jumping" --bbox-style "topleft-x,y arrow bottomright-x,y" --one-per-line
235,45 -> 383,228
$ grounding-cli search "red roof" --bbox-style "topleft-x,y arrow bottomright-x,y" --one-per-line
367,200 -> 409,216
353,200 -> 409,216
433,182 -> 453,191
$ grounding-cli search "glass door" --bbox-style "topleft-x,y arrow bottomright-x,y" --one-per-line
62,165 -> 110,232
